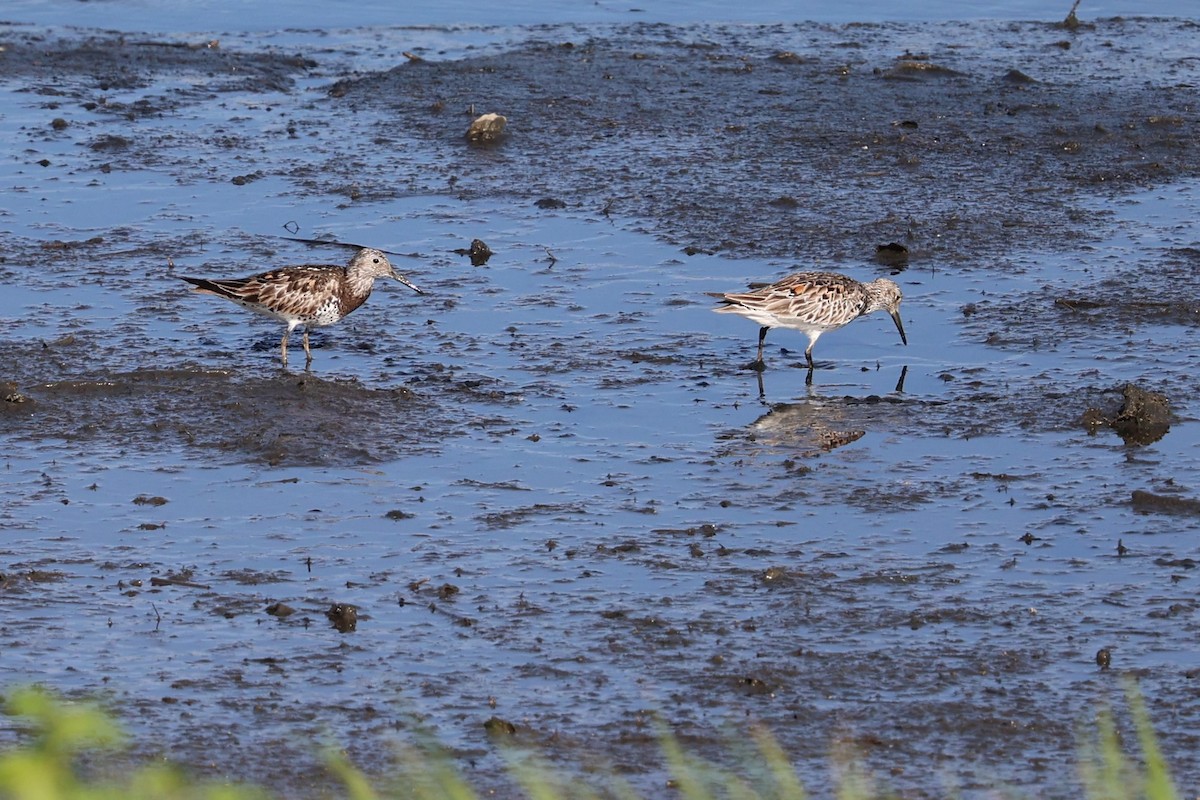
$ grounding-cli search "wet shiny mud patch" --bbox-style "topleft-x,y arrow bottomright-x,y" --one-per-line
323,17 -> 1200,263
1,33 -> 317,123
0,338 -> 459,465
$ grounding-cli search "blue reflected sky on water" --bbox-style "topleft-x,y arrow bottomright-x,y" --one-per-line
4,0 -> 1196,31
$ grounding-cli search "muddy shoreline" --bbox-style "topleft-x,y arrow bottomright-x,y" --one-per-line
2,16 -> 1200,799
4,17 -> 1199,458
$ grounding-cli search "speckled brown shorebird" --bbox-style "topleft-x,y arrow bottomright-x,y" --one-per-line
181,247 -> 422,366
708,271 -> 906,371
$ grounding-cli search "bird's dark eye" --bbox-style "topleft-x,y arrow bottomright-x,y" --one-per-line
372,258 -> 380,264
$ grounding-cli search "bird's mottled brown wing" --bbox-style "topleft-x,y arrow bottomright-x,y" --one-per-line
772,273 -> 868,325
254,267 -> 344,318
184,266 -> 345,318
714,272 -> 870,329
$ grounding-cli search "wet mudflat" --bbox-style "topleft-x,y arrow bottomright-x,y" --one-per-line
1,14 -> 1200,798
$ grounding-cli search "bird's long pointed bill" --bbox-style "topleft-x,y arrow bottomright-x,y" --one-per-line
392,272 -> 424,295
891,310 -> 908,346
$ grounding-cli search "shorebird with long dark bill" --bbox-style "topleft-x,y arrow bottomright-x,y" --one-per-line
708,271 -> 906,374
181,247 -> 422,367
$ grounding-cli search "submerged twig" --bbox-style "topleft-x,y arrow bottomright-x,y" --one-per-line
1062,0 -> 1082,28
150,576 -> 211,590
276,236 -> 422,259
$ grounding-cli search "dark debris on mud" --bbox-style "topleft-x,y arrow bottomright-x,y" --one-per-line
1082,383 -> 1171,446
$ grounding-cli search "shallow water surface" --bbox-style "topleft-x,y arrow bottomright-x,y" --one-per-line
6,0 -> 1197,31
1,15 -> 1199,799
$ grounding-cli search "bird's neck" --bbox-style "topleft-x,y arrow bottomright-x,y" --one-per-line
343,267 -> 377,300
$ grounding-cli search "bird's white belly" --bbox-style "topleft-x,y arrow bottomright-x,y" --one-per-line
312,297 -> 343,326
775,316 -> 847,335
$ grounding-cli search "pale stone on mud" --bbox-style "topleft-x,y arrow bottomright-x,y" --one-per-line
465,112 -> 507,142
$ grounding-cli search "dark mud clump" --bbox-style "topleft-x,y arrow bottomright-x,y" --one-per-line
326,602 -> 358,632
1081,382 -> 1170,446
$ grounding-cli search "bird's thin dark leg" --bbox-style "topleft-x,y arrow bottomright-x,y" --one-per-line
280,332 -> 289,367
804,344 -> 815,370
302,329 -> 313,364
805,364 -> 815,386
747,326 -> 769,372
895,364 -> 909,394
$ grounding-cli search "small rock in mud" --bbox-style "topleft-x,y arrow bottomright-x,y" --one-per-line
133,495 -> 169,506
771,51 -> 807,64
149,575 -> 207,589
1131,490 -> 1200,517
535,197 -> 567,209
465,112 -> 507,143
880,59 -> 965,80
1081,383 -> 1170,445
874,241 -> 909,266
738,675 -> 773,695
1080,407 -> 1107,432
819,429 -> 866,451
265,602 -> 296,617
1002,69 -> 1038,84
760,566 -> 790,585
1054,297 -> 1106,311
231,172 -> 264,185
1112,385 -> 1170,444
40,240 -> 101,252
88,134 -> 132,151
452,238 -> 493,266
483,716 -> 517,736
326,603 -> 358,632
22,569 -> 68,584
3,382 -> 32,407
